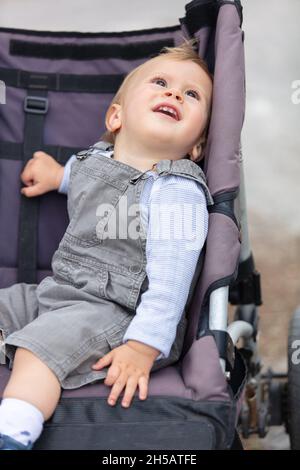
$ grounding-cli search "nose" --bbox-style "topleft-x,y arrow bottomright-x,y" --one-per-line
163,88 -> 183,103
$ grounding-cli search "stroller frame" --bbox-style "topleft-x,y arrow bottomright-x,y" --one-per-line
227,155 -> 290,443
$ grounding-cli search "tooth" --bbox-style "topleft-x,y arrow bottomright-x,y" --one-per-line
156,106 -> 178,119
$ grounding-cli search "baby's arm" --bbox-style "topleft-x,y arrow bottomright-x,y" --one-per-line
122,178 -> 209,359
20,151 -> 64,197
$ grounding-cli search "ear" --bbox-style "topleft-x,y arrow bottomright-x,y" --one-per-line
105,103 -> 122,133
189,143 -> 202,162
188,135 -> 206,162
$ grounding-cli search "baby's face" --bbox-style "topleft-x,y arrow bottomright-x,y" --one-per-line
118,57 -> 212,159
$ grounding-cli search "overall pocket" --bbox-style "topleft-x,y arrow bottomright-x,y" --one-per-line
53,257 -> 109,299
66,174 -> 128,247
101,269 -> 139,312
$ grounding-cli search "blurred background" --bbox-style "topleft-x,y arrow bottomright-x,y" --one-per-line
1,0 -> 299,450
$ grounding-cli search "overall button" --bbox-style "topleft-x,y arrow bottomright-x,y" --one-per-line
76,150 -> 89,160
129,265 -> 141,274
76,148 -> 94,160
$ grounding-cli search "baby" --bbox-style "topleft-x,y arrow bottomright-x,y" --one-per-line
0,42 -> 213,450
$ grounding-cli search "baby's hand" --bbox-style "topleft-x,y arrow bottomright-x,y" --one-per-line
20,151 -> 64,197
92,341 -> 160,408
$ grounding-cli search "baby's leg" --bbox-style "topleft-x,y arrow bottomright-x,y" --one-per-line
0,283 -> 39,364
3,347 -> 61,420
0,347 -> 61,449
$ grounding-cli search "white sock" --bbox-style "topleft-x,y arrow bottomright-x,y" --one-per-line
0,398 -> 44,446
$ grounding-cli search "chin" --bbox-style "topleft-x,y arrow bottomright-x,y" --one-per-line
144,124 -> 177,144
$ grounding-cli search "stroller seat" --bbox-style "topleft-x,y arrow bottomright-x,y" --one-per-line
0,0 -> 247,450
0,333 -> 245,449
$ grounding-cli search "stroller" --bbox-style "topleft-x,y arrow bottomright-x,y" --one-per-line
0,0 -> 295,450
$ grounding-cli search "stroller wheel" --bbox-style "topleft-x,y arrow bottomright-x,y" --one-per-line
287,306 -> 300,449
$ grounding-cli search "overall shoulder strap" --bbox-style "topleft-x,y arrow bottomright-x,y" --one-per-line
155,159 -> 214,206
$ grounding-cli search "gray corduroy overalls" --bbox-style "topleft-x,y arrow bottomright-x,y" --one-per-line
0,142 -> 213,389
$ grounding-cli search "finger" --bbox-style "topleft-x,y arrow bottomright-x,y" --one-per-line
104,363 -> 121,386
20,164 -> 34,185
107,372 -> 127,406
92,352 -> 113,370
23,158 -> 34,168
21,183 -> 43,198
121,375 -> 139,408
138,375 -> 149,401
33,151 -> 47,159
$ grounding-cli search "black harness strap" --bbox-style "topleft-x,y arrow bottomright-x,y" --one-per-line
9,38 -> 174,61
0,141 -> 81,165
0,67 -> 124,93
17,89 -> 48,284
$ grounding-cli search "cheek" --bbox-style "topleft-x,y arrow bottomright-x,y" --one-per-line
124,96 -> 147,120
189,107 -> 206,132
121,103 -> 139,128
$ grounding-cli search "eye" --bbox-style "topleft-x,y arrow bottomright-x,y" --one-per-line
152,77 -> 167,87
186,89 -> 200,100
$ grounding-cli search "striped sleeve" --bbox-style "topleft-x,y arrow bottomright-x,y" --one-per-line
58,154 -> 77,194
122,175 -> 209,359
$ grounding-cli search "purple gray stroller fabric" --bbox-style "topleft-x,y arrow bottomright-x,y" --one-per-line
0,0 -> 246,449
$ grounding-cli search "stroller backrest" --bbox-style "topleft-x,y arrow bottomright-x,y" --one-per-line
0,0 -> 245,357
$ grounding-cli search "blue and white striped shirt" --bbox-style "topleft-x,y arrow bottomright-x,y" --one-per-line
59,148 -> 208,359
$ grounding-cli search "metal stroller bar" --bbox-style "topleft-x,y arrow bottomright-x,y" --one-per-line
228,321 -> 253,345
209,285 -> 254,375
234,153 -> 260,331
208,150 -> 255,374
238,151 -> 251,263
209,286 -> 229,332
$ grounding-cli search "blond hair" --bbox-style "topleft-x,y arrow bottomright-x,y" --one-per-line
101,40 -> 212,144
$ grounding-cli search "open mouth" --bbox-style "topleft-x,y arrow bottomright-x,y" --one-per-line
153,104 -> 180,121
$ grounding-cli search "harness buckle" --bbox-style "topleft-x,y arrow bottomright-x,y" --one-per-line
24,96 -> 48,115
